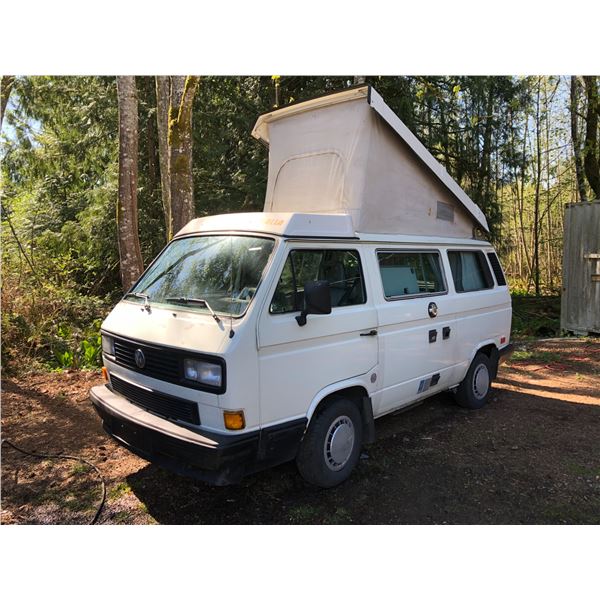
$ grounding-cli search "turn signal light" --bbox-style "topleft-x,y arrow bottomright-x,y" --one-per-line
224,410 -> 245,430
101,367 -> 108,382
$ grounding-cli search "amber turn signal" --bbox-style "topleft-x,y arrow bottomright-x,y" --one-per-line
223,410 -> 245,430
101,367 -> 108,382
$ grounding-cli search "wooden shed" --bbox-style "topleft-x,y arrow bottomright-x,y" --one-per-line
561,200 -> 600,335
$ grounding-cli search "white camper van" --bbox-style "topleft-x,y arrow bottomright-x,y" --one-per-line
91,86 -> 513,487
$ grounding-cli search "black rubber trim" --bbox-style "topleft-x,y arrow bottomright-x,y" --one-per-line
110,375 -> 201,425
90,386 -> 306,485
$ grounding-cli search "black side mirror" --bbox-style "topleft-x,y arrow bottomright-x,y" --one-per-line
296,280 -> 332,326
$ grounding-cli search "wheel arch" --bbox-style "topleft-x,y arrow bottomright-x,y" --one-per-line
306,381 -> 375,444
473,341 -> 500,379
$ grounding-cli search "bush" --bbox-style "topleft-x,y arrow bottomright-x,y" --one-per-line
1,274 -> 111,373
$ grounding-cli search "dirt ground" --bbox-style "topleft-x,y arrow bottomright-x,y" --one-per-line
2,338 -> 599,525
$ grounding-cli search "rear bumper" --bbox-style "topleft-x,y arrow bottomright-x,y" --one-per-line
498,343 -> 515,364
90,384 -> 306,485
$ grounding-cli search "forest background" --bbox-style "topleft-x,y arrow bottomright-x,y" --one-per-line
1,75 -> 599,371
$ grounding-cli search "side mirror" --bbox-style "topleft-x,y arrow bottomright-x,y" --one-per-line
296,280 -> 332,326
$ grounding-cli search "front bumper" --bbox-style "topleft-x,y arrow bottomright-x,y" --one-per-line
90,384 -> 305,485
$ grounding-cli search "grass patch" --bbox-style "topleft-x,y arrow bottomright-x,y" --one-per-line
32,484 -> 100,513
566,463 -> 600,478
108,482 -> 132,501
113,510 -> 133,524
288,504 -> 320,523
323,508 -> 353,524
510,349 -> 562,363
70,463 -> 91,476
540,502 -> 600,525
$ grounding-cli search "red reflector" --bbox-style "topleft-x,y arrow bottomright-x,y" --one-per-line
500,336 -> 506,344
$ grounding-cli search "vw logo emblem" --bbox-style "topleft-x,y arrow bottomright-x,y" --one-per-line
134,348 -> 146,369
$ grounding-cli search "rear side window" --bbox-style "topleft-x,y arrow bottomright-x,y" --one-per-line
487,252 -> 507,286
270,249 -> 365,314
377,251 -> 446,298
448,251 -> 494,292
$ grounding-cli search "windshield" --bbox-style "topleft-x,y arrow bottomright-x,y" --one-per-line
127,235 -> 276,316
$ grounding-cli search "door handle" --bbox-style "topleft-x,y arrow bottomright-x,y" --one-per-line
360,330 -> 378,337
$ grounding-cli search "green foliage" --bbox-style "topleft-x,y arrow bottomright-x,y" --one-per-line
0,75 -> 585,372
511,295 -> 561,339
510,349 -> 562,362
1,273 -> 109,372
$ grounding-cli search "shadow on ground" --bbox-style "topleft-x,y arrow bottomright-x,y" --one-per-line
126,388 -> 600,525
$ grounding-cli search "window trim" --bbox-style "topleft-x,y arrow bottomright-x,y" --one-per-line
486,251 -> 507,287
269,247 -> 367,315
447,249 -> 495,294
376,248 -> 448,302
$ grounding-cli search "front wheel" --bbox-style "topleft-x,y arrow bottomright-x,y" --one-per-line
296,399 -> 363,488
455,352 -> 493,409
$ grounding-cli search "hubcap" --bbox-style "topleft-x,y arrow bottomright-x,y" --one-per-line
472,363 -> 490,400
324,416 -> 355,471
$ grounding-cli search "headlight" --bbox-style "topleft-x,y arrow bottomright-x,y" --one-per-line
102,334 -> 115,356
184,358 -> 222,387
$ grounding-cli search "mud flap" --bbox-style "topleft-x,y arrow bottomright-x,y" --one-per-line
361,396 -> 376,444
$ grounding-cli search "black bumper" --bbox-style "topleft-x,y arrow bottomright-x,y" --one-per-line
90,385 -> 306,485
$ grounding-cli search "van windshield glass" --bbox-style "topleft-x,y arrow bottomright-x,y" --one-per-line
127,235 -> 275,317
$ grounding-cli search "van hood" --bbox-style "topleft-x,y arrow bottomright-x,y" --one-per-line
102,300 -> 234,355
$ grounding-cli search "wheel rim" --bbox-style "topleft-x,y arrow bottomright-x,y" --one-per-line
323,416 -> 355,472
472,363 -> 490,400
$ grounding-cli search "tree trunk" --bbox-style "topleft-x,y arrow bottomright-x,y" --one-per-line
570,76 -> 588,201
0,75 -> 15,129
144,77 -> 159,196
156,76 -> 172,240
533,78 -> 542,296
583,76 -> 600,199
168,76 -> 200,234
116,76 -> 144,291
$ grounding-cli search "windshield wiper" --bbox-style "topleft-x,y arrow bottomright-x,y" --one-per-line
165,297 -> 222,324
124,292 -> 151,311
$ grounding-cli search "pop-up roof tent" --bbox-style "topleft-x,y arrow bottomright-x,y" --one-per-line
252,85 -> 489,238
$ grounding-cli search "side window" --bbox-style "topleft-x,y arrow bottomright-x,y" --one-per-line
487,252 -> 507,286
448,251 -> 494,292
270,249 -> 366,314
377,251 -> 445,298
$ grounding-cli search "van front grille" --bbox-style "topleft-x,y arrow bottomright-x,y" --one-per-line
110,375 -> 200,425
113,338 -> 181,382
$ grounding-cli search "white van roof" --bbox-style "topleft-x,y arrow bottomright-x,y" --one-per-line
175,211 -> 492,247
252,85 -> 489,237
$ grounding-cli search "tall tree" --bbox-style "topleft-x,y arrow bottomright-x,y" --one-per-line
168,76 -> 200,234
570,76 -> 588,202
116,76 -> 144,291
0,75 -> 15,129
582,76 -> 600,199
155,76 -> 172,239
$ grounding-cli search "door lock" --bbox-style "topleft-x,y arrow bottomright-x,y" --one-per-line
428,302 -> 438,318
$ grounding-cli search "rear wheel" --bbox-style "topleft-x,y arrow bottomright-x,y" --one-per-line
296,398 -> 363,488
455,352 -> 493,409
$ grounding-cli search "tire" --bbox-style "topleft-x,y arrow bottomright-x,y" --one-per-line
455,352 -> 493,409
296,398 -> 363,488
